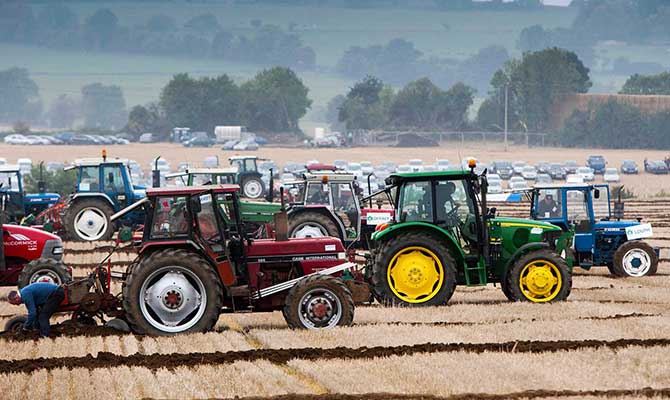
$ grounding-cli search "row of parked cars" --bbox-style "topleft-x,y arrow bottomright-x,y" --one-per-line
4,133 -> 130,145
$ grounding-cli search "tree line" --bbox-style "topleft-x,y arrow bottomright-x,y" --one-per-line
0,3 -> 315,70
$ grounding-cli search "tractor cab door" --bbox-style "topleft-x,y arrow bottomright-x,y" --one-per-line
102,164 -> 132,210
592,184 -> 611,221
0,171 -> 24,220
566,188 -> 594,254
330,181 -> 360,240
532,188 -> 568,230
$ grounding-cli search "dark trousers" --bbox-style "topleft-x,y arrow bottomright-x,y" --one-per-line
38,286 -> 64,337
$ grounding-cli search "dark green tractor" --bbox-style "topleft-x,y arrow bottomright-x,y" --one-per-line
369,164 -> 574,306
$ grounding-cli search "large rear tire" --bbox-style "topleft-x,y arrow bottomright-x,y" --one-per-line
372,232 -> 457,307
288,211 -> 340,239
241,177 -> 265,199
507,249 -> 571,303
17,258 -> 71,289
611,241 -> 658,277
4,315 -> 27,333
122,249 -> 223,335
283,275 -> 354,329
64,199 -> 114,241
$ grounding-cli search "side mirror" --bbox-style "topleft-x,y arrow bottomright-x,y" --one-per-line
594,189 -> 600,199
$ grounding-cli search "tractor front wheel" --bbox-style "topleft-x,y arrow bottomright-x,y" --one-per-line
611,241 -> 658,277
283,275 -> 354,329
17,258 -> 72,289
4,315 -> 27,333
372,232 -> 457,307
241,177 -> 265,199
288,212 -> 339,239
64,199 -> 114,241
122,249 -> 223,335
507,249 -> 571,303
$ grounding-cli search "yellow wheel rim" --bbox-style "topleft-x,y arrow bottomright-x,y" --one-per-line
518,259 -> 562,303
387,246 -> 444,303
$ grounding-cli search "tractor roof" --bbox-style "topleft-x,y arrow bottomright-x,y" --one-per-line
532,183 -> 597,190
146,184 -> 240,196
303,172 -> 355,182
0,164 -> 20,173
67,158 -> 130,168
390,170 -> 474,180
229,156 -> 258,161
166,167 -> 239,178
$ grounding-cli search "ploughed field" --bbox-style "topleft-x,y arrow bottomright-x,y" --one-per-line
0,201 -> 668,399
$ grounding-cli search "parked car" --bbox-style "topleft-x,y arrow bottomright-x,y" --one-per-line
346,162 -> 364,178
25,135 -> 50,145
564,160 -> 579,174
396,164 -> 411,173
536,173 -> 552,184
139,133 -> 155,143
435,159 -> 450,171
512,160 -> 527,175
587,155 -> 607,174
17,158 -> 32,176
221,139 -> 239,150
3,134 -> 30,145
620,159 -> 638,174
566,174 -> 585,184
408,159 -> 424,172
509,178 -> 528,190
521,165 -> 537,180
645,160 -> 669,174
576,166 -> 595,181
233,140 -> 259,151
603,168 -> 620,182
536,162 -> 551,174
333,160 -> 348,169
184,132 -> 215,147
487,174 -> 503,194
491,160 -> 513,179
360,161 -> 374,175
548,163 -> 566,180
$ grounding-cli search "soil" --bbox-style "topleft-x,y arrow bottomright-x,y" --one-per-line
0,320 -> 130,342
2,337 -> 669,375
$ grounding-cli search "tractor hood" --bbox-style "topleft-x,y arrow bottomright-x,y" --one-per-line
593,220 -> 645,230
239,201 -> 281,223
490,217 -> 561,232
246,237 -> 345,258
2,224 -> 63,261
133,188 -> 146,199
24,193 -> 61,204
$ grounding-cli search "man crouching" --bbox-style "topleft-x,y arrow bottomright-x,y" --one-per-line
8,282 -> 65,337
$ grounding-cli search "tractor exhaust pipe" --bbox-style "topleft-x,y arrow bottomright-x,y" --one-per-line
274,187 -> 289,241
38,161 -> 46,194
152,156 -> 161,188
265,168 -> 274,203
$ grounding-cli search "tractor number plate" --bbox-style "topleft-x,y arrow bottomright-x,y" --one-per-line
625,223 -> 653,240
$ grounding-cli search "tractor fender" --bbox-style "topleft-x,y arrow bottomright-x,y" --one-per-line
70,193 -> 115,208
287,207 -> 346,240
373,222 -> 466,265
503,242 -> 551,274
139,240 -> 203,257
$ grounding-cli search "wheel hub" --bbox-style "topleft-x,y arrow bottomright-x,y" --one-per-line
292,224 -> 326,238
141,269 -> 205,330
308,298 -> 332,320
622,248 -> 651,276
389,248 -> 443,302
74,207 -> 108,241
519,260 -> 561,302
163,290 -> 183,309
30,269 -> 60,285
298,288 -> 342,329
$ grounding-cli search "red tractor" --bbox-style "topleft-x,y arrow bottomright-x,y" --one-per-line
117,185 -> 361,334
1,198 -> 71,288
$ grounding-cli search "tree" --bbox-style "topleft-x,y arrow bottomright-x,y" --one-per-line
338,76 -> 393,130
500,48 -> 591,131
81,83 -> 127,129
126,103 -> 168,139
0,67 -> 41,123
184,13 -> 220,35
0,2 -> 36,43
160,73 -> 240,132
389,78 -> 445,129
240,67 -> 311,132
47,94 -> 79,128
38,4 -> 78,31
325,94 -> 346,130
456,45 -> 509,93
84,8 -> 119,50
620,71 -> 670,95
24,167 -> 77,197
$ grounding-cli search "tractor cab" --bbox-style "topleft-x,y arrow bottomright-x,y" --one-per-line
529,184 -> 658,276
0,164 -> 60,222
228,156 -> 267,199
370,164 -> 573,306
166,167 -> 239,187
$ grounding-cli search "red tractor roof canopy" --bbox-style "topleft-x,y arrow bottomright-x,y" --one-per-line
146,184 -> 240,197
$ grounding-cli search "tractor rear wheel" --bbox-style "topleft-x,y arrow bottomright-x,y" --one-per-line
288,212 -> 339,239
17,258 -> 71,289
500,277 -> 518,302
611,241 -> 658,277
241,177 -> 265,199
283,275 -> 354,329
507,249 -> 571,303
122,249 -> 223,335
64,199 -> 114,241
372,232 -> 457,307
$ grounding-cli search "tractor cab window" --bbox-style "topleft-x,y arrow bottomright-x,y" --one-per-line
215,193 -> 235,224
332,182 -> 359,237
150,196 -> 190,239
0,172 -> 20,191
535,189 -> 562,219
591,188 -> 610,220
566,190 -> 589,222
196,194 -> 222,246
102,165 -> 124,194
436,180 -> 477,244
191,174 -> 214,186
287,183 -> 306,204
399,181 -> 432,222
218,174 -> 235,184
244,159 -> 256,172
79,166 -> 99,191
305,182 -> 330,205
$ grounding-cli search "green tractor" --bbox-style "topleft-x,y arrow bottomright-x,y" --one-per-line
369,164 -> 574,306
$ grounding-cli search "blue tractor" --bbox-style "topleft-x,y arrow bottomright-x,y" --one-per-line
62,155 -> 146,241
529,184 -> 659,277
0,164 -> 61,223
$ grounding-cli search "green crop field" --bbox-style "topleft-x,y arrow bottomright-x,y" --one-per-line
4,2 -> 666,129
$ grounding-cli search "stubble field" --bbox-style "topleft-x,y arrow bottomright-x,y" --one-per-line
0,199 -> 668,399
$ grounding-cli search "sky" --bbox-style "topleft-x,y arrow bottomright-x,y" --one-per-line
543,0 -> 571,5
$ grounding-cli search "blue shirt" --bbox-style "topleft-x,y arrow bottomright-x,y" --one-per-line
19,282 -> 60,328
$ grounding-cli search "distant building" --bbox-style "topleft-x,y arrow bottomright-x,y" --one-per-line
551,93 -> 670,129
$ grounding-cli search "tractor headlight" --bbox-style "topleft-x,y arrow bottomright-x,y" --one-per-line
52,246 -> 64,255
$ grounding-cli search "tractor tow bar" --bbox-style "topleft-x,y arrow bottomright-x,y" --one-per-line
252,262 -> 357,299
